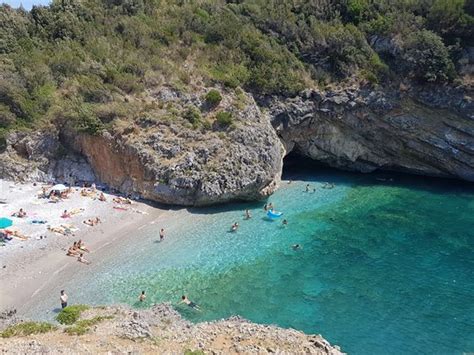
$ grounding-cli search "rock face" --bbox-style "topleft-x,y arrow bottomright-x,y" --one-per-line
1,84 -> 472,205
62,89 -> 283,206
0,304 -> 343,354
268,85 -> 474,181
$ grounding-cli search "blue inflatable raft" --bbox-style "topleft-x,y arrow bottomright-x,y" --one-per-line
267,209 -> 283,219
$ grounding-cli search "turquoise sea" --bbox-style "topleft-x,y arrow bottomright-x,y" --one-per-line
30,163 -> 474,354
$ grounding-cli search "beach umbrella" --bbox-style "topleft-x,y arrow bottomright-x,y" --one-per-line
50,184 -> 67,192
0,218 -> 13,229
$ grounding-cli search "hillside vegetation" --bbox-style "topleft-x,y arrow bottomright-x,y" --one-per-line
0,0 -> 472,144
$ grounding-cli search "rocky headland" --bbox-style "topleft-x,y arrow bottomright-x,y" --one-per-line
0,304 -> 342,354
1,83 -> 472,206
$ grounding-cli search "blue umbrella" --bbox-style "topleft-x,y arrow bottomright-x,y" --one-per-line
0,218 -> 13,229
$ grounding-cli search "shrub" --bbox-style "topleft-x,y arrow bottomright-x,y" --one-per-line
215,111 -> 233,127
56,304 -> 90,325
204,89 -> 222,106
1,322 -> 56,338
183,106 -> 201,125
402,30 -> 455,82
64,316 -> 113,335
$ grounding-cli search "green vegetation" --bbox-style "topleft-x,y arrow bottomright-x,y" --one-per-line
0,0 -> 471,136
215,111 -> 233,128
204,89 -> 222,107
56,304 -> 90,325
0,322 -> 56,338
64,316 -> 113,335
184,350 -> 205,355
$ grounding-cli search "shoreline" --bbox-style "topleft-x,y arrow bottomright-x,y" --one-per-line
0,179 -> 168,315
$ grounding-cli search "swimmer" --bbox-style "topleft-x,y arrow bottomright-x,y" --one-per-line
267,203 -> 274,211
180,295 -> 200,310
282,219 -> 288,226
231,222 -> 239,232
263,203 -> 268,211
292,244 -> 301,250
245,209 -> 251,219
139,290 -> 146,302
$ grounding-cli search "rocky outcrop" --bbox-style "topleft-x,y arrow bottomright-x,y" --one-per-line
0,304 -> 343,354
61,88 -> 283,206
268,84 -> 474,181
1,84 -> 472,204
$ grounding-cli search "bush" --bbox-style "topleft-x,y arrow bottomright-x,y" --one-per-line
215,111 -> 233,127
1,322 -> 56,338
56,305 -> 89,325
183,105 -> 201,125
64,316 -> 113,335
402,30 -> 455,83
204,89 -> 222,106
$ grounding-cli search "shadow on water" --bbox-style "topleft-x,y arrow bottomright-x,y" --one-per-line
283,152 -> 474,195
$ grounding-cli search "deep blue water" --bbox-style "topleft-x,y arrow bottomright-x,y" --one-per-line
29,168 -> 474,354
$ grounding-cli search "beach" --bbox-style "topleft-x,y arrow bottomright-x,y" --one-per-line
0,179 -> 166,314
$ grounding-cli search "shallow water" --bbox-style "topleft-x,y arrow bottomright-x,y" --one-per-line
27,168 -> 474,354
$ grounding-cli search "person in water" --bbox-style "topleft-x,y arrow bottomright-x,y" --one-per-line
305,184 -> 310,192
231,222 -> 239,232
263,203 -> 268,211
267,202 -> 274,211
245,209 -> 251,219
139,290 -> 146,302
292,244 -> 301,250
160,228 -> 165,241
60,290 -> 68,309
180,295 -> 200,310
282,219 -> 288,226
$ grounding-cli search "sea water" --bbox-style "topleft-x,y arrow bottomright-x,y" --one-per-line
27,166 -> 474,354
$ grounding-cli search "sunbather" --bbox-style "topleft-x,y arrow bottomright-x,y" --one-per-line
12,208 -> 27,218
61,210 -> 71,218
98,192 -> 106,202
77,240 -> 90,252
77,253 -> 90,265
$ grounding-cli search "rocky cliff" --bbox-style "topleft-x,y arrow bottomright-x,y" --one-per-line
0,84 -> 472,205
0,304 -> 343,354
268,84 -> 474,181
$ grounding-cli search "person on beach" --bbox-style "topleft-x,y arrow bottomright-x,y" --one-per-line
13,208 -> 27,218
77,240 -> 90,253
245,209 -> 251,219
77,253 -> 91,264
180,295 -> 200,310
99,192 -> 106,202
60,290 -> 68,309
139,291 -> 146,302
160,228 -> 165,241
61,210 -> 71,218
231,222 -> 239,232
66,242 -> 79,256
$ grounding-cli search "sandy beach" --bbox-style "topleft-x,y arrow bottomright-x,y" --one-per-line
0,179 -> 167,314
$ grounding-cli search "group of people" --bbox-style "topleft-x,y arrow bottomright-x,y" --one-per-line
66,240 -> 91,264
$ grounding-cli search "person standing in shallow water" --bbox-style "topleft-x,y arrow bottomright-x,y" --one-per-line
139,290 -> 146,302
60,290 -> 68,309
160,228 -> 165,241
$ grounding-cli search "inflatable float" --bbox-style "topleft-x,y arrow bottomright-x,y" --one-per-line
267,209 -> 283,219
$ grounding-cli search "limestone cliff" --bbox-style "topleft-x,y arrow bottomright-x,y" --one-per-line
268,84 -> 474,181
0,84 -> 472,205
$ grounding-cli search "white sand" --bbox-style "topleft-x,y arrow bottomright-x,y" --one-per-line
0,179 -> 167,313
